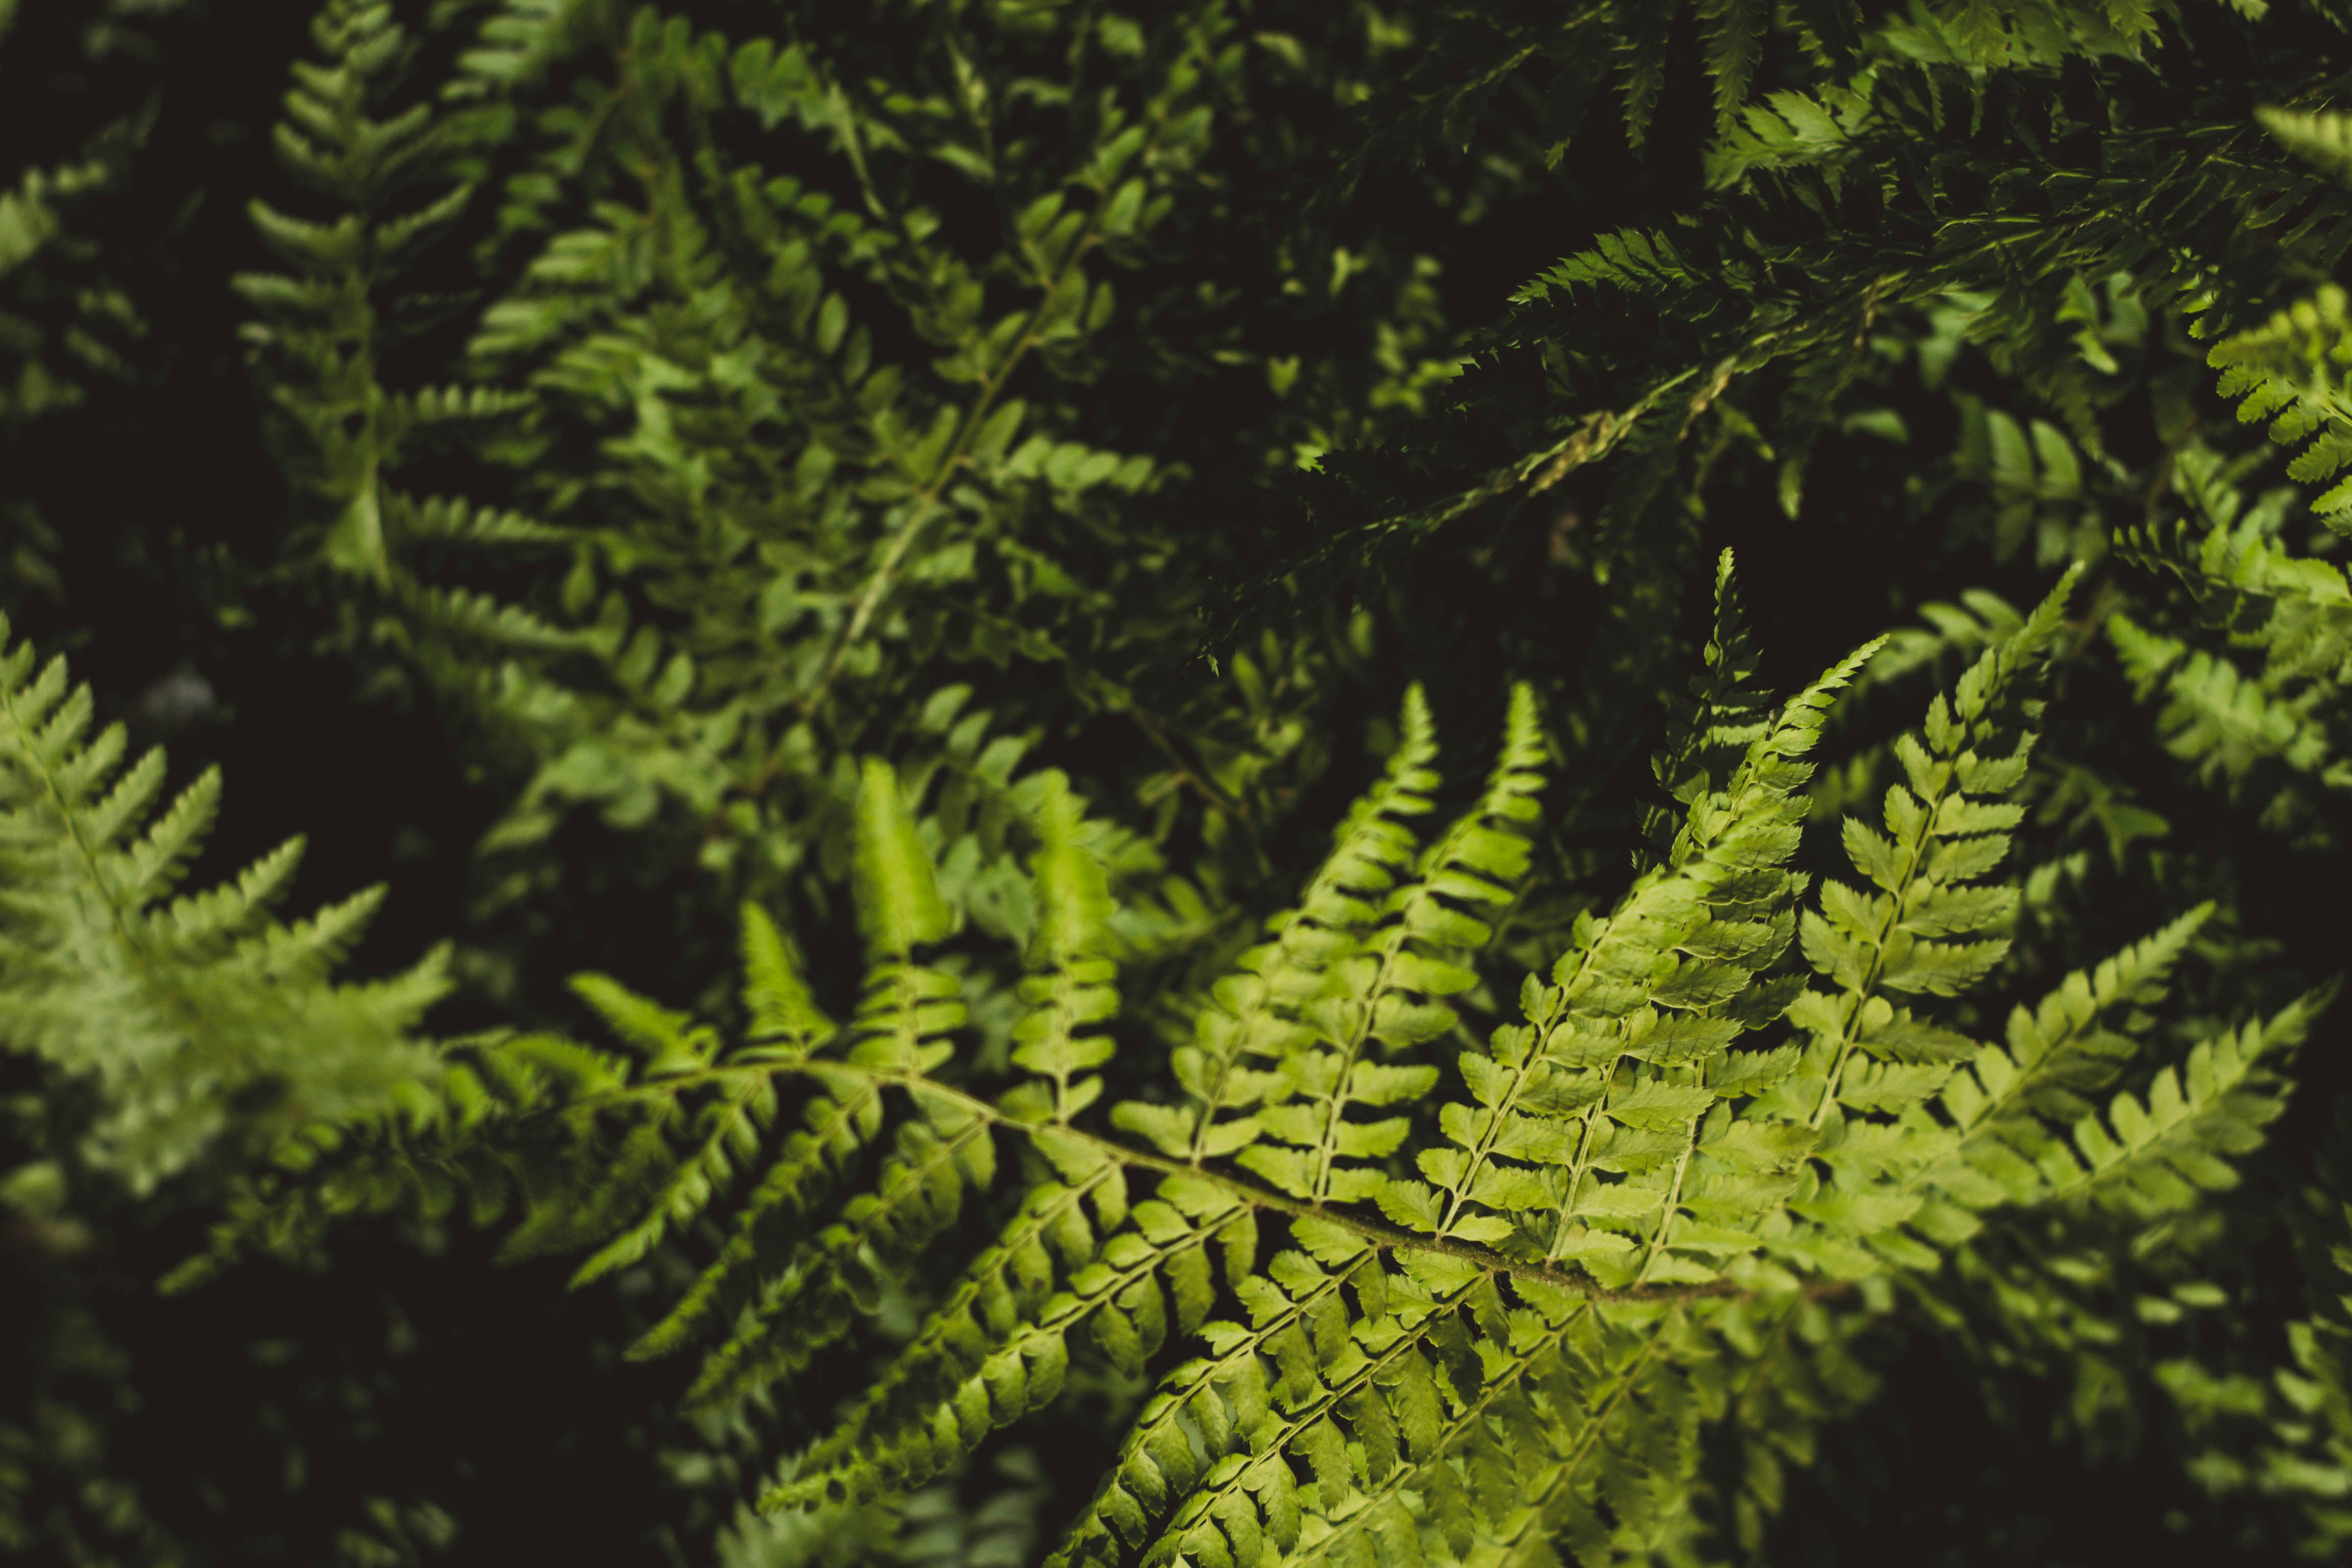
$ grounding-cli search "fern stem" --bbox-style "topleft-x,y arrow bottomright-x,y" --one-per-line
793,66 -> 1185,719
835,1062 -> 1731,1305
1294,1301 -> 1606,1568
1631,1141 -> 1698,1288
568,1054 -> 1733,1303
1804,763 -> 1959,1129
1477,1324 -> 1671,1568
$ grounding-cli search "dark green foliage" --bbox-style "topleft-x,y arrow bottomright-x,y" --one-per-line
15,1 -> 2352,1565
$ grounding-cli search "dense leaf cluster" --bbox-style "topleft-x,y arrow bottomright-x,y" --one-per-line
11,2 -> 2352,1566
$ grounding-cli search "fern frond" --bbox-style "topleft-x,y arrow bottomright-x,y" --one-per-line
1008,634 -> 1878,1568
771,1157 -> 1255,1512
1787,0 -> 1865,72
2108,441 -> 2352,823
384,492 -> 565,547
1640,549 -> 1770,865
738,901 -> 833,1060
1866,589 -> 2026,693
1794,566 -> 2081,1092
1705,79 -> 1875,191
2258,105 -> 2352,189
1698,0 -> 1769,134
1611,0 -> 1686,152
162,1024 -> 623,1293
237,0 -> 496,589
2041,997 -> 2318,1220
1236,683 -> 1548,1208
1373,635 -> 1875,1279
1004,771 -> 1121,1125
2110,612 -> 2347,791
856,754 -> 959,960
608,1056 -> 879,1355
1907,907 -> 2211,1231
2209,284 -> 2352,535
0,619 -> 446,1191
448,0 -> 608,99
1115,687 -> 1445,1167
2171,1097 -> 2352,1554
624,762 -> 970,1383
681,1082 -> 995,1411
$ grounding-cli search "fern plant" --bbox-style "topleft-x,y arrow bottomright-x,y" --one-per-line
17,0 -> 2352,1563
169,557 -> 2317,1566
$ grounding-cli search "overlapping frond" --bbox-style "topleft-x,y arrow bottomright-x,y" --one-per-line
2109,443 -> 2352,819
2210,284 -> 2352,536
157,548 -> 2322,1568
22,0 -> 2352,1561
1237,0 -> 2351,617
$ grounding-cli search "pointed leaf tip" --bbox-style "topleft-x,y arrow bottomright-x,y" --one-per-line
740,900 -> 830,1044
854,755 -> 951,959
1028,771 -> 1116,966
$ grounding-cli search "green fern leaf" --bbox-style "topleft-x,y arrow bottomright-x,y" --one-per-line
0,619 -> 446,1191
856,755 -> 956,959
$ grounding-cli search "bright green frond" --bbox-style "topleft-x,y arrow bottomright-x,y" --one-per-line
739,902 -> 833,1059
855,755 -> 955,960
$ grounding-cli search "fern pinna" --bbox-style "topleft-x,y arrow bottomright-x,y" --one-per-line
175,555 -> 2312,1567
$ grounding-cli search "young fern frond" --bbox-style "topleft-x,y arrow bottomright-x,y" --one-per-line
1639,548 -> 1771,867
635,757 -> 978,1402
